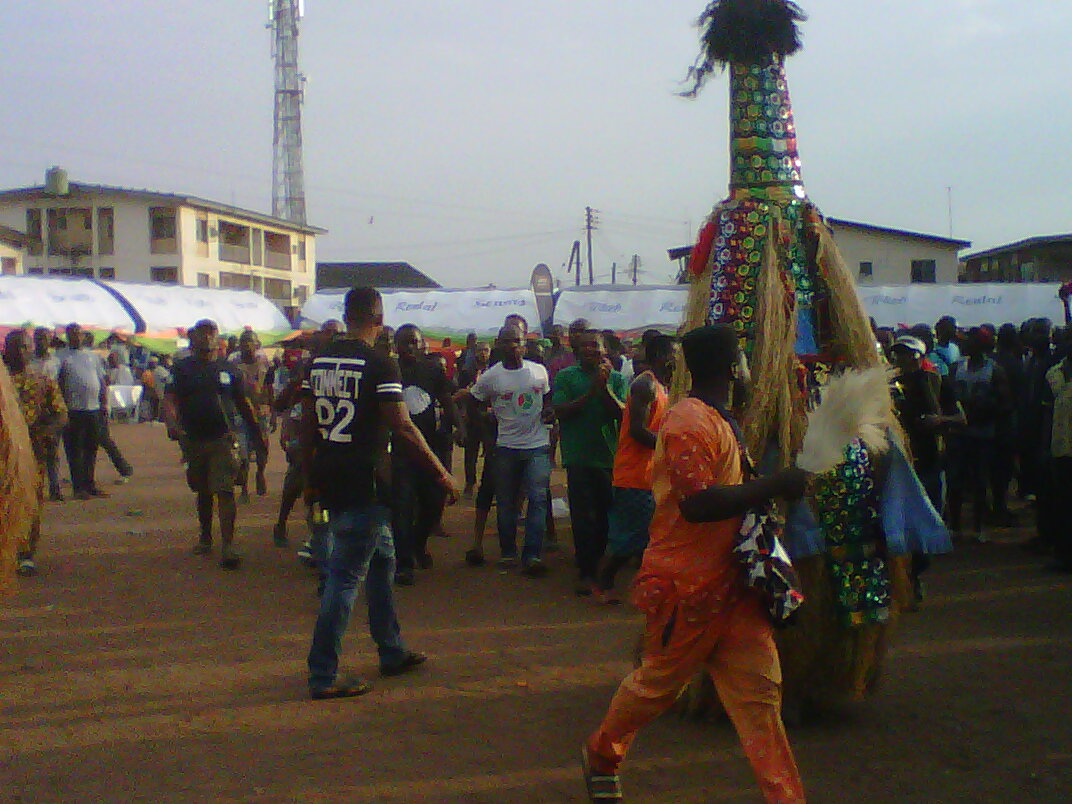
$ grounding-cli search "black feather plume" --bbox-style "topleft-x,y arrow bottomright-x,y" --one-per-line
683,0 -> 807,96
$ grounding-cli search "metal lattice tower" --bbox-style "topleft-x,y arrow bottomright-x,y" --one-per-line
269,0 -> 307,224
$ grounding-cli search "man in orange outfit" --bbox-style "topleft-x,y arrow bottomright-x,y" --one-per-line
583,324 -> 809,803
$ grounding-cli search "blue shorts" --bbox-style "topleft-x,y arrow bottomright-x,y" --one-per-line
606,487 -> 655,558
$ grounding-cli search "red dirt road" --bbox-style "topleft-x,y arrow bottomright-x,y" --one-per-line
3,423 -> 1071,803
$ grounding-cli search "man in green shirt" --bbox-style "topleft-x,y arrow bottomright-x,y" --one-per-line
553,330 -> 628,595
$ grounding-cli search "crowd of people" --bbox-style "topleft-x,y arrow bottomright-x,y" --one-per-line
4,289 -> 1072,804
880,314 -> 1072,576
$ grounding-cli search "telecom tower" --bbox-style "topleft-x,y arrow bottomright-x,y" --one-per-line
268,0 -> 307,224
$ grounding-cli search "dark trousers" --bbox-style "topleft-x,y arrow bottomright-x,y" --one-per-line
947,436 -> 994,534
566,465 -> 614,580
42,437 -> 62,497
96,412 -> 133,477
464,432 -> 484,489
1039,457 -> 1072,567
63,411 -> 100,494
392,460 -> 445,571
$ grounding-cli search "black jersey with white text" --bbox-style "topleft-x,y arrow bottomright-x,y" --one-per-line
304,337 -> 403,508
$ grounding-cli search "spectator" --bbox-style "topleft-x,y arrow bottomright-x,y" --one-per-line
457,341 -> 492,497
597,334 -> 674,602
1041,329 -> 1072,570
438,336 -> 458,382
392,324 -> 462,585
164,319 -> 265,569
947,327 -> 1011,542
890,334 -> 964,603
547,318 -> 588,384
553,330 -> 628,595
107,351 -> 135,386
57,323 -> 108,499
931,315 -> 961,377
993,324 -> 1025,524
462,324 -> 552,576
302,288 -> 453,699
229,331 -> 272,499
3,329 -> 68,576
29,327 -> 63,500
1020,318 -> 1056,501
457,331 -> 479,376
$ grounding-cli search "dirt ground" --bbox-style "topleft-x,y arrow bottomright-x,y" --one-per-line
3,422 -> 1071,803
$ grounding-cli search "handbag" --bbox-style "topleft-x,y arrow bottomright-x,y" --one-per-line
710,400 -> 805,625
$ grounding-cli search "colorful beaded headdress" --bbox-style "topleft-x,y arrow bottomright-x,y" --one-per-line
679,0 -> 880,464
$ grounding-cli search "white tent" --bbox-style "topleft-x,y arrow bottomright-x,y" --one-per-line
104,281 -> 292,334
300,287 -> 540,338
0,275 -> 137,332
552,285 -> 687,336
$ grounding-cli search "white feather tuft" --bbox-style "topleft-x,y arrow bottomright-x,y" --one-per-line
796,367 -> 896,474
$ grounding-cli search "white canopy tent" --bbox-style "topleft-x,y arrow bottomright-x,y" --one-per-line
104,281 -> 292,335
299,287 -> 540,339
0,275 -> 137,332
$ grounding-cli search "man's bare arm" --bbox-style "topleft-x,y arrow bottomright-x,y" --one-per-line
626,375 -> 656,449
678,469 -> 807,523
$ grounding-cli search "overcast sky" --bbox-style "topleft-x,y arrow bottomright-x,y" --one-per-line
3,1 -> 1068,287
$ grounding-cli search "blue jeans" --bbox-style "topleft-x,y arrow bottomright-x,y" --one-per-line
307,504 -> 407,690
493,446 -> 551,561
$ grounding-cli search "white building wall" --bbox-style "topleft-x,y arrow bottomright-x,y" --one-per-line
832,224 -> 962,286
0,192 -> 316,309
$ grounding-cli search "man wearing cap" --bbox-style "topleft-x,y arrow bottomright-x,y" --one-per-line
891,334 -> 965,603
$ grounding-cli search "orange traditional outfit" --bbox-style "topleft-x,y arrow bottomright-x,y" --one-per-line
587,398 -> 805,803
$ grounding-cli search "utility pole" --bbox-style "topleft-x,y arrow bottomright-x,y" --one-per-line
630,254 -> 640,285
610,261 -> 616,284
585,206 -> 598,286
567,240 -> 582,286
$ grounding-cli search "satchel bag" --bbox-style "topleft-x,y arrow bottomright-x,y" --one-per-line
710,400 -> 805,624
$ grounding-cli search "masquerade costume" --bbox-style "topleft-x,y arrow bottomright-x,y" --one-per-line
677,0 -> 950,712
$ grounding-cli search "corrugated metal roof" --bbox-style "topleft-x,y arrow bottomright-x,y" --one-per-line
964,234 -> 1072,262
315,262 -> 440,290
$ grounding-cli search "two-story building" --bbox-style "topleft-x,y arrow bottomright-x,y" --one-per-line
961,234 -> 1072,284
0,168 -> 326,312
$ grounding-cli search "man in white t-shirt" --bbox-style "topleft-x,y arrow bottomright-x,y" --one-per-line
465,324 -> 552,576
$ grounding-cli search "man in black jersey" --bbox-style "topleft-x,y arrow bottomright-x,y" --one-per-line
302,288 -> 457,699
164,319 -> 266,570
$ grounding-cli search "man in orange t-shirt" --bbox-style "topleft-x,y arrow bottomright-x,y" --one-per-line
595,334 -> 675,601
583,325 -> 809,804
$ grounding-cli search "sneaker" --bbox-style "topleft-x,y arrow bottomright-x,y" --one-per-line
296,541 -> 314,564
496,556 -> 518,569
193,541 -> 212,556
380,651 -> 428,677
521,557 -> 548,577
16,557 -> 37,577
395,568 -> 416,586
272,523 -> 288,547
220,547 -> 242,569
310,676 -> 372,700
115,475 -> 130,485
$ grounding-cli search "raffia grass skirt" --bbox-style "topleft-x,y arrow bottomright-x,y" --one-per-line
667,554 -> 913,719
